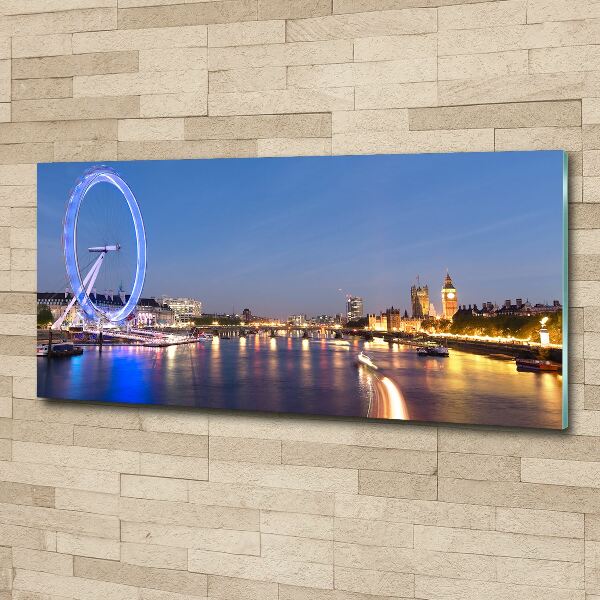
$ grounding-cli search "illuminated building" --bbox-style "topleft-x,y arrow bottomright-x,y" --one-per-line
37,292 -> 174,326
411,278 -> 429,318
242,308 -> 252,323
346,296 -> 364,321
162,297 -> 202,323
441,272 -> 458,319
368,313 -> 387,331
288,314 -> 307,326
386,307 -> 401,331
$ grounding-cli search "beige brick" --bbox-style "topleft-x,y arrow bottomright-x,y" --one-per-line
528,0 -> 600,23
209,574 -> 278,600
261,510 -> 333,540
439,1 -> 526,30
14,569 -> 138,600
75,425 -> 207,457
495,127 -> 581,151
1,8 -> 116,36
257,137 -> 331,156
209,66 -> 286,93
140,409 -> 208,435
496,507 -> 584,538
54,489 -> 118,516
210,436 -> 281,464
208,414 -> 437,450
414,524 -> 583,562
0,120 -> 117,143
139,48 -> 206,72
261,533 -> 332,564
584,98 -> 600,124
289,58 -> 436,89
414,575 -> 582,600
209,87 -> 353,115
208,40 -> 353,70
121,474 -> 188,502
188,549 -> 333,588
439,72 -> 586,105
521,457 -> 600,489
496,556 -> 583,590
411,100 -> 580,131
0,144 -> 52,165
438,452 -> 520,482
121,542 -> 187,571
439,21 -> 600,56
210,459 -> 357,492
74,556 -> 208,596
188,480 -> 334,515
439,50 -> 528,81
121,521 -> 260,555
12,96 -> 139,121
119,496 -> 259,531
118,140 -> 255,160
334,517 -> 413,548
140,452 -> 207,480
118,1 -> 257,30
355,81 -> 437,109
283,440 -> 436,474
334,566 -> 414,597
54,139 -> 118,162
1,1 -> 115,15
208,20 -> 285,47
333,128 -> 494,155
185,113 -> 331,140
354,33 -> 436,62
531,45 -> 600,75
13,547 -> 73,576
13,51 -> 139,79
12,440 -> 139,473
140,93 -> 207,118
12,77 -> 72,100
74,70 -> 206,97
12,34 -> 72,59
335,541 -> 496,581
118,118 -> 185,141
57,532 -> 120,560
258,0 -> 332,19
359,470 -> 437,500
332,108 -> 408,134
439,476 -> 600,513
72,25 -> 208,53
287,9 -> 436,41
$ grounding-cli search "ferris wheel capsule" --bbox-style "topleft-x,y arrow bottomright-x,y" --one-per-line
62,165 -> 147,325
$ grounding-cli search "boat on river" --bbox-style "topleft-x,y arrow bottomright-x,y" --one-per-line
37,342 -> 83,357
515,358 -> 561,372
417,345 -> 449,357
356,352 -> 378,370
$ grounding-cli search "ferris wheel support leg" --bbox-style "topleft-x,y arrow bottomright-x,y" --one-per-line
51,252 -> 106,330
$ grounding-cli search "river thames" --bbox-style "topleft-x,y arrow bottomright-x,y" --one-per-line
37,334 -> 563,429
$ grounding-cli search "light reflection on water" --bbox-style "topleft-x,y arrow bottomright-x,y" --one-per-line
37,335 -> 563,428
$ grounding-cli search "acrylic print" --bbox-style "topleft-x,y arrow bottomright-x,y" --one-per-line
37,151 -> 568,429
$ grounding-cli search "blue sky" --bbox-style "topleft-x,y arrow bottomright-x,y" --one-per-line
38,151 -> 565,319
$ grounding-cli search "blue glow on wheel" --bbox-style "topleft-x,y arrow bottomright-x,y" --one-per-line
63,166 -> 146,324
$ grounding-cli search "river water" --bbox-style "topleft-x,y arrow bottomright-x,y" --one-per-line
37,334 -> 563,429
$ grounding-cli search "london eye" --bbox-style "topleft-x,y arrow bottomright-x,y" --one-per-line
52,165 -> 147,329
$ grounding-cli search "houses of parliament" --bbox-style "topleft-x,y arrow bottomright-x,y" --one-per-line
411,272 -> 458,320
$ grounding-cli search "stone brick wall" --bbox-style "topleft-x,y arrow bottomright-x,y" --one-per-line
0,1 -> 595,598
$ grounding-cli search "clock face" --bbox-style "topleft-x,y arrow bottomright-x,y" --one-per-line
447,292 -> 455,299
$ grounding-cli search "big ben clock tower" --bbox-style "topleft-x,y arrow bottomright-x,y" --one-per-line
441,271 -> 458,319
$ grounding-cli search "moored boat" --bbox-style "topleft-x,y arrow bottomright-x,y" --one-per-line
515,358 -> 561,372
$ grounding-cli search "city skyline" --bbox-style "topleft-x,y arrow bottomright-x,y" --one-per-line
38,151 -> 564,319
